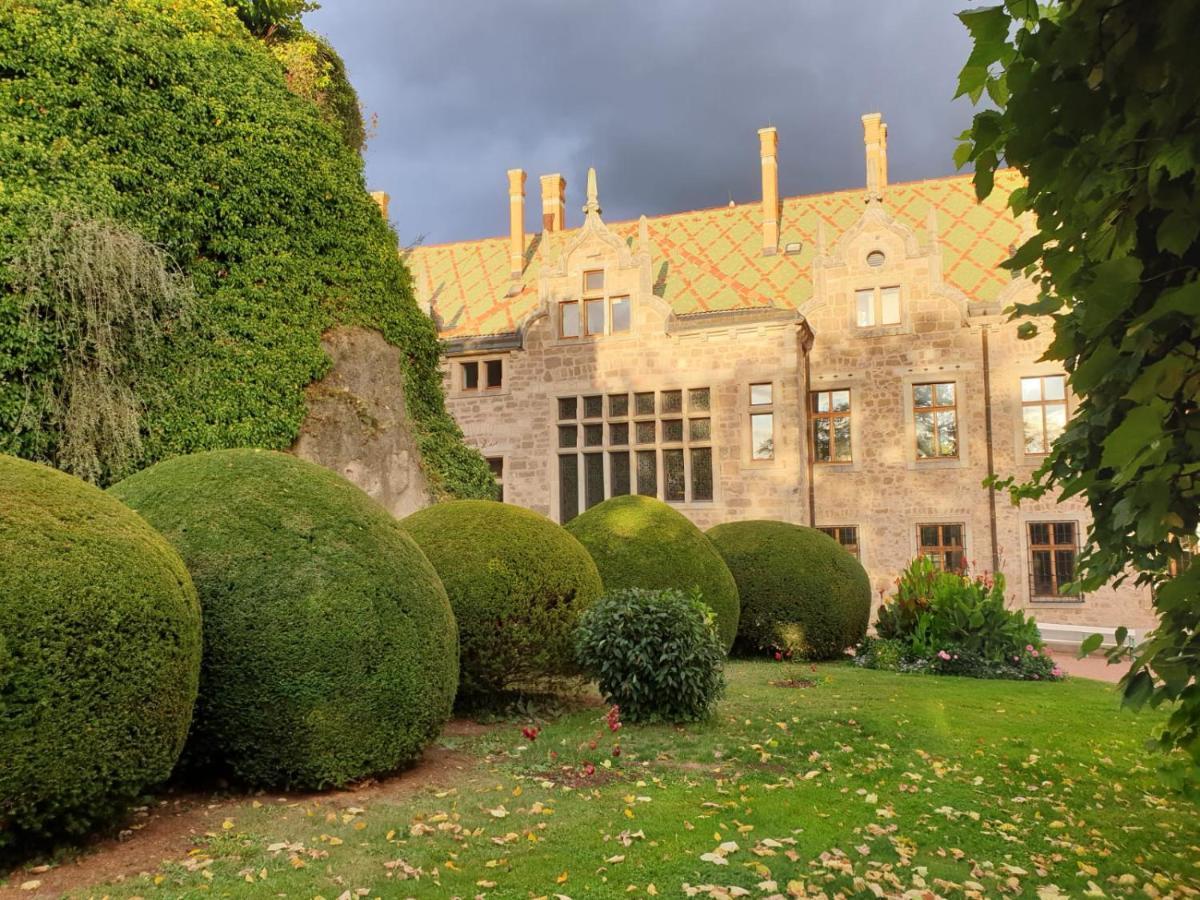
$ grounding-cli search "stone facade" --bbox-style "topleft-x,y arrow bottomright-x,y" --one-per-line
412,118 -> 1155,635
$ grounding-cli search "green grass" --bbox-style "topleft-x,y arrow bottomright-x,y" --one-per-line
14,662 -> 1200,898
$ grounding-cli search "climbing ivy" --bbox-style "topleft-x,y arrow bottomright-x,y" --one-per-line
956,1 -> 1200,767
0,0 -> 495,500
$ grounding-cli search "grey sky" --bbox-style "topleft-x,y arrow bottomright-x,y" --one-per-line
305,1 -> 975,246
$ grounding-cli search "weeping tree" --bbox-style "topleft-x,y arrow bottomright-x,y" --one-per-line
956,0 -> 1200,770
8,208 -> 193,485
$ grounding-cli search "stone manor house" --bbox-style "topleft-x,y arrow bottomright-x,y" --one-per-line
404,114 -> 1155,635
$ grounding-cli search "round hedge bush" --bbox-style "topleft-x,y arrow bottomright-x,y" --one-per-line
0,455 -> 201,847
564,495 -> 740,652
575,588 -> 726,723
109,449 -> 457,789
707,520 -> 871,660
401,500 -> 603,696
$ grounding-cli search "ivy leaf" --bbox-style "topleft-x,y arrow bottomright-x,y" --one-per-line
1155,209 -> 1199,257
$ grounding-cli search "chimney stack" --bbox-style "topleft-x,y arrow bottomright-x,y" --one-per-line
758,127 -> 780,255
370,190 -> 390,220
507,168 -> 526,278
862,113 -> 888,196
540,174 -> 566,232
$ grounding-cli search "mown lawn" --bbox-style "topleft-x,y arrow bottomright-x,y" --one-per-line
19,662 -> 1200,898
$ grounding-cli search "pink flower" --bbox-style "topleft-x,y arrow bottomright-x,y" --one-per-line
937,650 -> 951,661
1031,649 -> 1039,657
1052,666 -> 1063,678
1025,644 -> 1034,653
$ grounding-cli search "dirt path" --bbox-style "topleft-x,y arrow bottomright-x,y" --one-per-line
0,732 -> 487,899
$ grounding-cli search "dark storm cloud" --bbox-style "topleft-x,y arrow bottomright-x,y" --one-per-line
305,1 -> 974,245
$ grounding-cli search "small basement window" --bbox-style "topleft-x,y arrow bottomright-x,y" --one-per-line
461,361 -> 479,391
485,359 -> 503,389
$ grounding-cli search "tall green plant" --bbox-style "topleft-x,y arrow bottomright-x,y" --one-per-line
955,1 -> 1200,763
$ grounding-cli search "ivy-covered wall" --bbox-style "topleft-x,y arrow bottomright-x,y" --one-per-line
0,0 -> 495,499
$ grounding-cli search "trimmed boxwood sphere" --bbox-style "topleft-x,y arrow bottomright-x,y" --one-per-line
565,495 -> 740,652
401,500 -> 603,696
110,449 -> 457,789
707,520 -> 871,660
0,455 -> 201,847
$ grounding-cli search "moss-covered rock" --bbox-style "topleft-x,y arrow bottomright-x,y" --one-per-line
707,520 -> 871,660
401,501 -> 603,696
110,449 -> 457,789
0,455 -> 201,847
565,495 -> 739,652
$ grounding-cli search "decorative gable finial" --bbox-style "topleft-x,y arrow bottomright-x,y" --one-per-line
638,214 -> 649,252
583,166 -> 602,217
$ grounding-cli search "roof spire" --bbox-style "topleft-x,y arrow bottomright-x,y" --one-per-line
583,166 -> 602,217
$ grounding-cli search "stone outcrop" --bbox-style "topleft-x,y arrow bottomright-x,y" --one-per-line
292,327 -> 430,518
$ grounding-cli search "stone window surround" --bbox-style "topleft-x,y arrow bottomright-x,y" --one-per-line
819,524 -> 862,561
551,387 -> 717,520
898,365 -> 973,470
1011,363 -> 1072,470
807,371 -> 865,474
738,377 -> 784,469
451,354 -> 508,397
553,264 -> 634,345
1017,508 -> 1086,605
848,279 -> 911,338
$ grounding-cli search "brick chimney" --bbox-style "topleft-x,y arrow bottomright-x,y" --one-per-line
862,113 -> 889,197
507,168 -> 526,278
540,174 -> 566,232
370,190 -> 390,220
758,127 -> 780,255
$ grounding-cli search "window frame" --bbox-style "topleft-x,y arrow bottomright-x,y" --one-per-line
917,523 -> 966,572
819,525 -> 860,559
912,381 -> 959,460
1028,520 -> 1081,600
485,456 -> 505,502
558,300 -> 580,339
854,284 -> 902,329
1020,374 -> 1068,456
748,382 -> 776,463
810,388 -> 852,463
453,356 -> 506,395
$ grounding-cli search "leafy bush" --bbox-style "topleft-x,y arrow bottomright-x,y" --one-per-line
0,455 -> 201,848
575,588 -> 725,723
402,500 -> 604,696
565,496 -> 740,652
706,520 -> 870,660
0,0 -> 493,498
110,449 -> 458,789
859,559 -> 1064,682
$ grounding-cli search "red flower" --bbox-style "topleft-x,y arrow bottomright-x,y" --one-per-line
583,762 -> 596,776
612,745 -> 622,757
774,651 -> 782,661
521,725 -> 539,742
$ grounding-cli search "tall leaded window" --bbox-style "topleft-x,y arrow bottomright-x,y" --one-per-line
556,388 -> 713,520
749,383 -> 774,461
913,382 -> 958,459
918,523 -> 965,572
811,389 -> 851,462
1029,521 -> 1078,598
1021,375 -> 1067,455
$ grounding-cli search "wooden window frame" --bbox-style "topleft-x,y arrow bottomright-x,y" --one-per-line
460,360 -> 479,392
819,525 -> 860,559
855,285 -> 902,328
1021,374 -> 1068,456
917,523 -> 966,572
583,297 -> 605,336
610,295 -> 631,333
1028,521 -> 1080,599
559,300 -> 580,339
913,382 -> 959,460
749,382 -> 775,463
583,269 -> 605,295
810,389 -> 852,463
486,456 -> 504,502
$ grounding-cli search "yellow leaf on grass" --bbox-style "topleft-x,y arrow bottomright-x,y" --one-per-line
556,870 -> 569,883
647,885 -> 658,896
222,819 -> 234,830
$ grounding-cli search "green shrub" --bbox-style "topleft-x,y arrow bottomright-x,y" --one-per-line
0,0 -> 493,499
0,455 -> 201,847
401,500 -> 603,696
706,520 -> 871,660
110,449 -> 457,789
565,496 -> 740,652
575,588 -> 726,723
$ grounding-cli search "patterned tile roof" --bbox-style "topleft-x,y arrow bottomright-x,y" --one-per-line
408,170 -> 1024,339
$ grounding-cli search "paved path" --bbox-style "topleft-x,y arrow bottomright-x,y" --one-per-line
1050,651 -> 1126,684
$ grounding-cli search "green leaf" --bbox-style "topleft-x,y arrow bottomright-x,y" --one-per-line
1085,255 -> 1144,320
1100,405 -> 1164,471
957,5 -> 1011,46
1156,209 -> 1199,257
1078,633 -> 1104,657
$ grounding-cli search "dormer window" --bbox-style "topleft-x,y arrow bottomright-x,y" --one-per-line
584,270 -> 605,293
584,298 -> 605,336
611,296 -> 631,332
855,285 -> 901,327
559,301 -> 580,338
559,270 -> 631,339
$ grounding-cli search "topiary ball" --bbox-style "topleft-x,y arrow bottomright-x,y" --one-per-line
0,455 -> 201,848
575,588 -> 726,723
401,500 -> 603,696
707,520 -> 871,660
565,495 -> 740,652
109,449 -> 457,789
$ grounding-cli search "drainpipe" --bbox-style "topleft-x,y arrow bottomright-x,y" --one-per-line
981,325 -> 1001,574
802,335 -> 816,527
